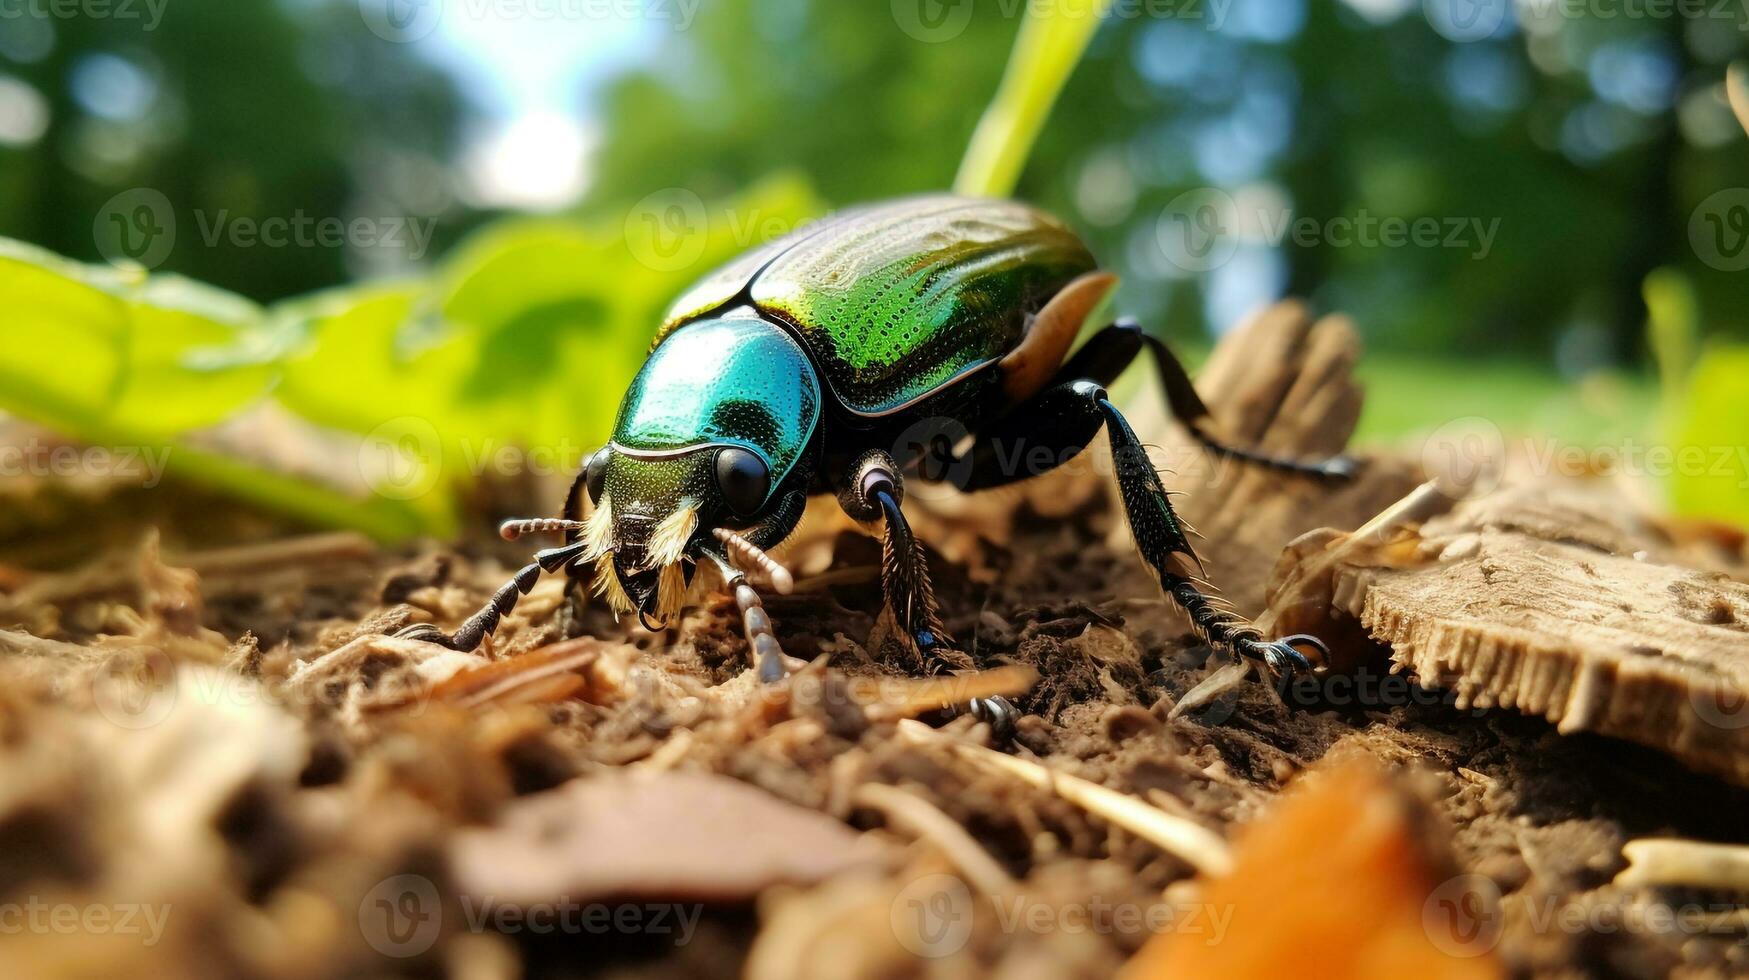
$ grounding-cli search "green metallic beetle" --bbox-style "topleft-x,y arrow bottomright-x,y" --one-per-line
398,196 -> 1352,729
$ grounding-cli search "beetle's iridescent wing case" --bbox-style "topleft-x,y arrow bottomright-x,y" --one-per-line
657,196 -> 1096,417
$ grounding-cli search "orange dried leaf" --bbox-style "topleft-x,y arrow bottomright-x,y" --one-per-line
1122,762 -> 1502,980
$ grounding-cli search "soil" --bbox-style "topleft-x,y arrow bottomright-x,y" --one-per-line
2,305 -> 1747,978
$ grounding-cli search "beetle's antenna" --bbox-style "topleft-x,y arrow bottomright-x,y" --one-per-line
499,518 -> 587,541
713,527 -> 794,594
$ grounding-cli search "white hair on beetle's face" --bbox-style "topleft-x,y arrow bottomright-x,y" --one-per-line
589,496 -> 701,624
647,499 -> 699,569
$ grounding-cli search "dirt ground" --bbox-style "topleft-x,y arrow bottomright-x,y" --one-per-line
2,306 -> 1748,979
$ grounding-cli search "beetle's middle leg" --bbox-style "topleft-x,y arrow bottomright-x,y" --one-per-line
954,379 -> 1327,677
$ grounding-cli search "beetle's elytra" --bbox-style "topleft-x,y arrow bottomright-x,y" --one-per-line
399,195 -> 1355,730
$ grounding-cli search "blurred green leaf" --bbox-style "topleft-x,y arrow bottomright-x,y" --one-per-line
955,0 -> 1113,197
0,238 -> 277,437
1644,268 -> 1697,414
1668,345 -> 1749,524
0,238 -> 440,540
1727,62 -> 1749,138
273,173 -> 826,536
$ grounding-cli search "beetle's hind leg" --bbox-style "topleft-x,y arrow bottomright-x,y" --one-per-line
1065,319 -> 1356,481
1090,380 -> 1330,674
959,378 -> 1329,677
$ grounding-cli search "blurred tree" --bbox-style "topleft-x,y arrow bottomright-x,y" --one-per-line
585,0 -> 1749,368
0,0 -> 465,300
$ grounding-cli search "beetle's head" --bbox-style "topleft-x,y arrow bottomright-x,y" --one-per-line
578,312 -> 819,626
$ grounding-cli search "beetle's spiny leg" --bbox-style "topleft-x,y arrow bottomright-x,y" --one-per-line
1084,383 -> 1330,678
395,539 -> 590,652
713,527 -> 795,594
499,517 -> 588,541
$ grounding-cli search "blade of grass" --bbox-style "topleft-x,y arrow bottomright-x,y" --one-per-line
955,0 -> 1115,197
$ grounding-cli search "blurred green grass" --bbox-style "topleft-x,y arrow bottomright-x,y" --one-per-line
1351,356 -> 1656,446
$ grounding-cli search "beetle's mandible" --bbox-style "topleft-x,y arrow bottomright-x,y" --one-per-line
397,196 -> 1355,733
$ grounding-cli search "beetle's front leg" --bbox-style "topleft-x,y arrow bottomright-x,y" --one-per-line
395,523 -> 593,652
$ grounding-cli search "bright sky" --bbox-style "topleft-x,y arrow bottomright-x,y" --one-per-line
412,3 -> 667,210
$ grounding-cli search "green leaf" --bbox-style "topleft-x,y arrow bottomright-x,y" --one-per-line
0,238 -> 278,437
1643,267 -> 1697,418
955,0 -> 1114,197
1668,344 -> 1749,525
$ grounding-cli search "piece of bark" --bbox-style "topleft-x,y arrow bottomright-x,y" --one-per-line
1280,479 -> 1749,786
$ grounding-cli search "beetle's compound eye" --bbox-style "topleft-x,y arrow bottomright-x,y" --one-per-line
714,447 -> 769,517
584,447 -> 610,505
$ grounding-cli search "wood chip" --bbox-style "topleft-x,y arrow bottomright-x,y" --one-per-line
897,719 -> 1233,877
1615,838 -> 1749,892
1288,481 -> 1749,785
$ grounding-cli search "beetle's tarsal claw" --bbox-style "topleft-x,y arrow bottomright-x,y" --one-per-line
393,623 -> 455,648
1260,634 -> 1327,676
964,695 -> 1018,744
